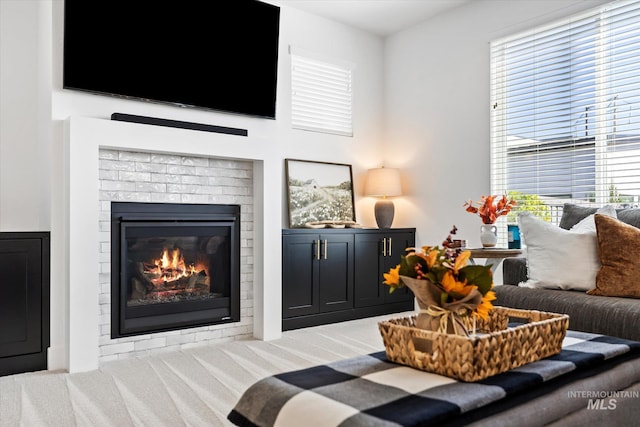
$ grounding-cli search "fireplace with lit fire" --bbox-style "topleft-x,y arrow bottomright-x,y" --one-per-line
111,202 -> 240,338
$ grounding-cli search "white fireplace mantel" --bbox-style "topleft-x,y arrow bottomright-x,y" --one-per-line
52,116 -> 282,373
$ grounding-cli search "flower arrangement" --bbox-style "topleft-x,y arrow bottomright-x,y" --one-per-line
464,195 -> 517,224
383,227 -> 496,335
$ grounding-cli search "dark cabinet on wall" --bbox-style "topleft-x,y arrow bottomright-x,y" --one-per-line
354,231 -> 415,308
282,233 -> 354,319
0,232 -> 50,377
282,228 -> 415,330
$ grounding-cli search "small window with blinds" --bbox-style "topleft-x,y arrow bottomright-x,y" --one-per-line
491,0 -> 640,225
290,47 -> 354,137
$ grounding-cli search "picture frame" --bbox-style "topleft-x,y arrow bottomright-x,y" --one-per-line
285,159 -> 356,228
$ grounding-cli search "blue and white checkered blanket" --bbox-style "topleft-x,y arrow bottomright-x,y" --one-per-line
228,330 -> 640,426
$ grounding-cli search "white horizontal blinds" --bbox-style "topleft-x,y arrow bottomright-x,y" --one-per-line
603,2 -> 640,206
291,48 -> 353,136
491,0 -> 640,224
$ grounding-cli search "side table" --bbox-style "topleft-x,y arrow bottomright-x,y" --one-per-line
467,248 -> 522,273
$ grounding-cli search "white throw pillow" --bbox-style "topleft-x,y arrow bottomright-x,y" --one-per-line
518,212 -> 599,291
570,205 -> 617,233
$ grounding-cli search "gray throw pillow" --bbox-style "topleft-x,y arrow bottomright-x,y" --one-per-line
559,203 -> 640,230
558,203 -> 598,230
616,208 -> 640,229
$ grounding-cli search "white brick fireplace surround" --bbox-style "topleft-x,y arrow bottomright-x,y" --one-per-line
53,116 -> 282,373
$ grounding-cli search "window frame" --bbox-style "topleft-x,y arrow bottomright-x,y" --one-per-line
490,0 -> 640,228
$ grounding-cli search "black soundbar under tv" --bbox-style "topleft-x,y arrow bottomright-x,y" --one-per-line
111,113 -> 248,137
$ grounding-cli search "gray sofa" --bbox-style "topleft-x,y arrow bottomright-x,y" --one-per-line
496,204 -> 640,341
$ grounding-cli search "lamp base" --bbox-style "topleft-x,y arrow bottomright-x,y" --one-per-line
374,199 -> 395,229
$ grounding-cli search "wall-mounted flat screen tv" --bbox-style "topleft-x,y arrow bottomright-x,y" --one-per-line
63,0 -> 280,119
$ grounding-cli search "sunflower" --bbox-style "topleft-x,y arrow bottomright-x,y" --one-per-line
475,290 -> 497,320
383,265 -> 400,288
441,270 -> 472,297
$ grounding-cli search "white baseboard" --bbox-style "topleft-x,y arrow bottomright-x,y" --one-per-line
47,345 -> 67,372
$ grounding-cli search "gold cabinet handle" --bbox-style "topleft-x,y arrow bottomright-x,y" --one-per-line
316,239 -> 321,260
388,237 -> 392,257
323,240 -> 328,260
382,237 -> 387,257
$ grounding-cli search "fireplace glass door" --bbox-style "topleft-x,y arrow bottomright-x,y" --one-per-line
111,203 -> 240,338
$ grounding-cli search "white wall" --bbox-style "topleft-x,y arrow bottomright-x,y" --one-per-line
385,0 -> 611,248
0,0 -> 51,231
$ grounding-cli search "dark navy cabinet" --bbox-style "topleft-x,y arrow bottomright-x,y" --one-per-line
282,228 -> 415,330
0,232 -> 50,376
354,230 -> 415,308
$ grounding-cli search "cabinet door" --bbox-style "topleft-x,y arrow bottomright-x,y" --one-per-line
382,231 -> 415,303
354,231 -> 416,308
318,234 -> 354,313
282,234 -> 319,318
353,233 -> 386,307
0,239 -> 43,359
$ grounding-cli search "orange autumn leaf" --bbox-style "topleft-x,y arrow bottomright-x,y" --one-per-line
465,194 -> 516,224
425,249 -> 439,268
453,250 -> 470,273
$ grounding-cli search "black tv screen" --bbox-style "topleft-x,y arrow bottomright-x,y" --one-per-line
63,0 -> 280,119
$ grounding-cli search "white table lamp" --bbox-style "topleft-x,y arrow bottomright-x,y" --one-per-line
365,167 -> 402,229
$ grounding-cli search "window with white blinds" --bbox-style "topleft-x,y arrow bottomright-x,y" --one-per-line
291,47 -> 353,137
491,0 -> 640,224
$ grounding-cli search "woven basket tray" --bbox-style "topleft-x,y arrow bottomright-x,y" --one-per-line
378,306 -> 569,382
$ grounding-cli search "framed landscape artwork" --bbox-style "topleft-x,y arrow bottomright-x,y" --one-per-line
285,159 -> 356,228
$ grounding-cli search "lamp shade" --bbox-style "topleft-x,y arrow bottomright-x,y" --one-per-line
365,167 -> 402,197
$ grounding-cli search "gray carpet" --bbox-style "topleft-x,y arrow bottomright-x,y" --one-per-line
0,313 -> 411,426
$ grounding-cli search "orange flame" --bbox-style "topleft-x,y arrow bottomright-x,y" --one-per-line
152,248 -> 195,285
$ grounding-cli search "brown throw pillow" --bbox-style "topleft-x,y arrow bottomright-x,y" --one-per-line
588,214 -> 640,298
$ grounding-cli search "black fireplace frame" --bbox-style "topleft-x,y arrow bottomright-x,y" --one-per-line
111,202 -> 240,338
